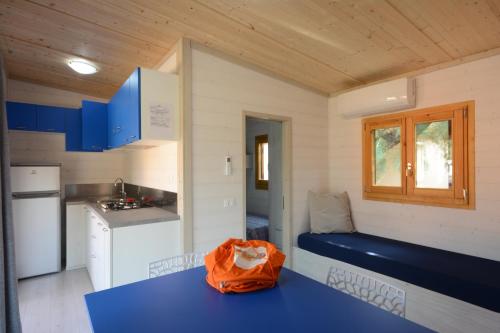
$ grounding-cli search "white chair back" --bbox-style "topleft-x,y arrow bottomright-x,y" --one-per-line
326,265 -> 406,317
149,252 -> 207,278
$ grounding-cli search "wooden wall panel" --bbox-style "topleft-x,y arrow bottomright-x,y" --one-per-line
1,0 -> 500,96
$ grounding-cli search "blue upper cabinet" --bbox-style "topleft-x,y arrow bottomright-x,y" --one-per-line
7,102 -> 68,133
6,102 -> 37,131
82,100 -> 107,151
125,68 -> 140,145
7,68 -> 177,152
37,105 -> 66,133
107,68 -> 141,149
65,108 -> 83,152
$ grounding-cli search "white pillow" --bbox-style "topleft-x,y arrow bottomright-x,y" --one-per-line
308,191 -> 355,234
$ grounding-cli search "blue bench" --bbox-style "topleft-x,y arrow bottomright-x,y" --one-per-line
298,232 -> 500,313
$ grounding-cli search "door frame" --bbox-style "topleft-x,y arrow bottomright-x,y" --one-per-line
242,111 -> 293,267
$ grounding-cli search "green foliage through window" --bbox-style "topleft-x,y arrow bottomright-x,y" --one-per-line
373,127 -> 401,186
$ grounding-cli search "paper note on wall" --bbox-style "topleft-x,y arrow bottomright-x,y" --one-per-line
150,103 -> 171,128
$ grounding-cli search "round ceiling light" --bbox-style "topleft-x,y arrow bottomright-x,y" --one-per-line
67,59 -> 98,75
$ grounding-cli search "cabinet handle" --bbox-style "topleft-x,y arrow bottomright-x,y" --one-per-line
90,255 -> 96,259
47,128 -> 56,131
91,215 -> 96,219
130,135 -> 136,139
103,228 -> 109,232
91,235 -> 96,239
97,222 -> 103,226
16,126 -> 26,129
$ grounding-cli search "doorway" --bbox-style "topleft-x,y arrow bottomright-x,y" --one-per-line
243,113 -> 291,259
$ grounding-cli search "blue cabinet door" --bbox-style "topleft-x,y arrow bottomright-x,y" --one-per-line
6,102 -> 37,131
107,86 -> 123,149
106,67 -> 142,149
115,78 -> 128,147
37,105 -> 66,132
107,93 -> 117,149
65,108 -> 83,151
82,100 -> 107,151
124,68 -> 141,144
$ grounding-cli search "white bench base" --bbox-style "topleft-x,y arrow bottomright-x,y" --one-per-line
292,246 -> 500,333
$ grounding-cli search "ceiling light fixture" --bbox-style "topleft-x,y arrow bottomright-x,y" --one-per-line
67,59 -> 98,75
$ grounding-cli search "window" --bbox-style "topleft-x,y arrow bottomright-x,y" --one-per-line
255,134 -> 269,190
362,101 -> 475,209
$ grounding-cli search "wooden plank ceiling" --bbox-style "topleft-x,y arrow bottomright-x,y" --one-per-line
1,0 -> 500,98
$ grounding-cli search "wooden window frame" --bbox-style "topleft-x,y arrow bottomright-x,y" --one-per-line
255,134 -> 269,190
362,101 -> 475,209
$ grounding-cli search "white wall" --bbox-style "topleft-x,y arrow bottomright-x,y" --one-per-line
9,132 -> 126,186
191,45 -> 329,252
7,80 -> 126,188
123,143 -> 178,192
245,118 -> 270,216
329,54 -> 500,261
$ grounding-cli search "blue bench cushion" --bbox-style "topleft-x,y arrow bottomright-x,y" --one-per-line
298,232 -> 500,313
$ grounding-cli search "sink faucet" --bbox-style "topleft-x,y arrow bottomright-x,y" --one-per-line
113,178 -> 126,200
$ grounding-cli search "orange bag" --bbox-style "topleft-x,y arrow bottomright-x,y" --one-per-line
205,238 -> 286,293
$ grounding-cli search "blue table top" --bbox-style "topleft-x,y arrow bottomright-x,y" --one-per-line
85,267 -> 435,333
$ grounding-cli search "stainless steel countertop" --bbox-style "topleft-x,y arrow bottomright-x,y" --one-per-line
66,198 -> 180,229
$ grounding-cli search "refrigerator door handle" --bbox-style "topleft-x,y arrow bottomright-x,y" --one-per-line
12,191 -> 60,199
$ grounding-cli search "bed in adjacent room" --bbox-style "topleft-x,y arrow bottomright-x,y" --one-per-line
246,213 -> 269,241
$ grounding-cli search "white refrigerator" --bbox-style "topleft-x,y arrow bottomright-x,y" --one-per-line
11,165 -> 61,278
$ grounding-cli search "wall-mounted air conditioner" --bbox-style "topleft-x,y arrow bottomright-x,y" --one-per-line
335,77 -> 416,118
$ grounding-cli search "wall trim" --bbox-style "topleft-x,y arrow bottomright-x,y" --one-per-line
176,38 -> 193,253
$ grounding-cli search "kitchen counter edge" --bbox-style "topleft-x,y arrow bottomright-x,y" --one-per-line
66,199 -> 180,229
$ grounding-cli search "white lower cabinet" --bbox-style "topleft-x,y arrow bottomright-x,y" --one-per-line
83,205 -> 181,291
85,208 -> 111,291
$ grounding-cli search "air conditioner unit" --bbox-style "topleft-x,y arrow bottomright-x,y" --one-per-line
335,77 -> 416,118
